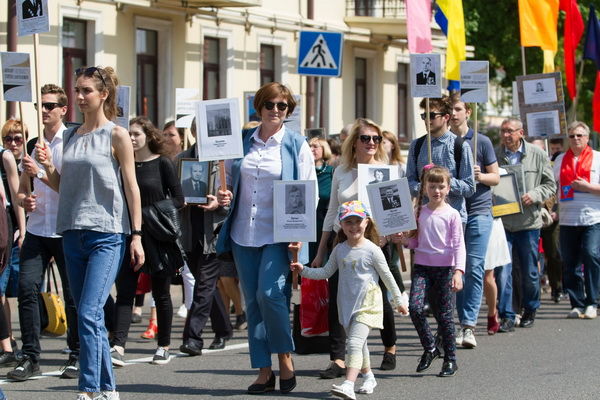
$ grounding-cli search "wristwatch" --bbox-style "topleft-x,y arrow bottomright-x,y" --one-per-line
36,170 -> 44,179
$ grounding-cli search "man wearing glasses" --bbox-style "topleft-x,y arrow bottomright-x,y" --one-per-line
9,84 -> 80,381
553,121 -> 600,320
493,117 -> 556,333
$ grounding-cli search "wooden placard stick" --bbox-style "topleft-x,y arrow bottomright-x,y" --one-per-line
291,245 -> 299,290
426,98 -> 432,165
396,243 -> 407,272
472,103 -> 478,162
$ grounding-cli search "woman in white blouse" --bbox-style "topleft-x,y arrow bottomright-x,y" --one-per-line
217,82 -> 316,394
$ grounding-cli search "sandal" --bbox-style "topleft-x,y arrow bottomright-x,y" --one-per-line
141,319 -> 158,339
487,313 -> 499,335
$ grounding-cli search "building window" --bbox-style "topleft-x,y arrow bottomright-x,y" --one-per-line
355,57 -> 367,119
203,37 -> 220,100
136,29 -> 158,124
397,63 -> 408,141
62,18 -> 87,123
354,0 -> 372,16
260,45 -> 275,86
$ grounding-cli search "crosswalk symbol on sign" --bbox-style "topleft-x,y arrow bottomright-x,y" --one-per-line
297,31 -> 343,77
300,34 -> 337,69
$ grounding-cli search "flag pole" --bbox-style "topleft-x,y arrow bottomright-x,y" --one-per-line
521,46 -> 527,75
570,59 -> 586,123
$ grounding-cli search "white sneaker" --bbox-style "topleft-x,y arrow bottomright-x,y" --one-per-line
584,305 -> 597,319
567,307 -> 583,319
455,328 -> 464,346
462,328 -> 477,348
331,383 -> 356,400
358,377 -> 377,394
177,304 -> 188,319
76,395 -> 91,400
94,392 -> 120,400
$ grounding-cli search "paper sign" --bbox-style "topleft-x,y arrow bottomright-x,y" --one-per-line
176,88 -> 200,128
195,98 -> 243,161
410,54 -> 442,98
17,0 -> 50,37
366,178 -> 417,235
273,180 -> 317,243
1,52 -> 32,102
115,86 -> 131,130
460,61 -> 489,103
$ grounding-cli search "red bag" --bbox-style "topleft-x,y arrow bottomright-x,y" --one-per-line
300,279 -> 329,337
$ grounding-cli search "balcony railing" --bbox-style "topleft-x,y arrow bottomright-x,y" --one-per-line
345,0 -> 406,18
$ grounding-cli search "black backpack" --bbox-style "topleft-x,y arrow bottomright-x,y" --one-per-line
413,134 -> 464,178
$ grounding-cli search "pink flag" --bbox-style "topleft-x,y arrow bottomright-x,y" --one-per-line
406,0 -> 433,53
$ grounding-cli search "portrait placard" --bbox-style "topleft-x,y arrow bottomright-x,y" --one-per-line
114,86 -> 130,130
366,178 -> 417,236
357,164 -> 400,212
410,54 -> 442,98
175,88 -> 200,128
17,0 -> 49,36
195,98 -> 243,162
499,164 -> 526,196
459,61 -> 489,103
178,159 -> 211,205
273,180 -> 316,243
0,52 -> 32,102
492,173 -> 523,217
522,105 -> 566,138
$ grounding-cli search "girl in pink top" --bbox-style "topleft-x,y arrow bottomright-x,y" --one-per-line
401,165 -> 465,377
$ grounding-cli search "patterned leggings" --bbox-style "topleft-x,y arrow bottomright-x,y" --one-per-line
344,319 -> 371,370
409,264 -> 456,361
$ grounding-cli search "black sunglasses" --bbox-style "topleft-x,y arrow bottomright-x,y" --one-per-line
568,134 -> 584,139
420,112 -> 446,121
34,102 -> 63,111
359,135 -> 383,144
2,136 -> 23,145
75,67 -> 107,87
263,101 -> 288,111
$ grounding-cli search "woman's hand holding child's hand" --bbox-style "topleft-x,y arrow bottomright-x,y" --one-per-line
397,304 -> 408,315
290,262 -> 304,273
451,270 -> 463,292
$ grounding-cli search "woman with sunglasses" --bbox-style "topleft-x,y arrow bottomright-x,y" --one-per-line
312,118 -> 405,379
216,82 -> 316,394
35,66 -> 144,400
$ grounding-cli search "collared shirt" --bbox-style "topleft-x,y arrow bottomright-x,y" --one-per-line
228,125 -> 316,247
25,126 -> 65,238
505,140 -> 525,165
406,130 -> 475,223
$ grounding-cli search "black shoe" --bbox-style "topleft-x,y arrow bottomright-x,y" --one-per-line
60,354 -> 79,379
280,373 -> 297,394
553,292 -> 563,303
0,351 -> 17,368
7,357 -> 41,381
208,334 -> 231,350
131,313 -> 142,323
416,348 -> 440,372
498,318 -> 515,333
438,360 -> 458,377
247,372 -> 276,395
179,342 -> 202,356
380,352 -> 396,370
520,311 -> 536,328
319,362 -> 346,379
234,312 -> 248,330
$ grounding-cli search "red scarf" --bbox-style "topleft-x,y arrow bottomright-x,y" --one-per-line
560,145 -> 593,201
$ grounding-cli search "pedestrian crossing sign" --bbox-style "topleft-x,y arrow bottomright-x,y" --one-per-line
297,31 -> 344,77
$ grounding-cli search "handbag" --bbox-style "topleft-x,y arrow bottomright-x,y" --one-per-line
40,263 -> 68,337
299,279 -> 329,337
292,304 -> 330,355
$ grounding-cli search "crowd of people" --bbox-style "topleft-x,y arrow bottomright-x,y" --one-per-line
0,73 -> 597,400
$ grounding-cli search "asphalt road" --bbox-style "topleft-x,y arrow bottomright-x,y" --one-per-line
1,289 -> 599,399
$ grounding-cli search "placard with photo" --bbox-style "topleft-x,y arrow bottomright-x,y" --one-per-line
273,180 -> 316,243
366,178 -> 416,236
357,164 -> 400,212
195,98 -> 243,161
17,0 -> 49,36
491,173 -> 523,217
178,159 -> 211,205
114,86 -> 130,130
410,53 -> 442,98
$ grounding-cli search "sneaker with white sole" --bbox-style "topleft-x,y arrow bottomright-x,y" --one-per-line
151,347 -> 170,365
358,377 -> 377,394
94,391 -> 120,400
462,328 -> 477,348
455,328 -> 464,346
110,348 -> 125,367
567,307 -> 583,319
584,305 -> 597,319
331,383 -> 356,400
176,304 -> 188,319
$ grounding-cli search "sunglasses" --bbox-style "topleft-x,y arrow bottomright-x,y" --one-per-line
568,133 -> 585,139
263,101 -> 288,111
34,102 -> 63,111
420,112 -> 446,121
359,135 -> 383,144
500,128 -> 521,134
2,136 -> 23,145
75,66 -> 107,87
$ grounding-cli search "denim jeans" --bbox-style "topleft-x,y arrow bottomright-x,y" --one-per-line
456,213 -> 493,327
560,223 -> 600,309
62,230 -> 125,393
0,243 -> 19,295
495,229 -> 541,321
231,241 -> 294,368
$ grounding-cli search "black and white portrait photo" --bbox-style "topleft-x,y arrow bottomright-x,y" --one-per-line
369,168 -> 389,184
416,56 -> 436,86
179,159 -> 210,204
285,184 -> 306,215
380,186 -> 401,210
22,0 -> 43,19
206,104 -> 232,137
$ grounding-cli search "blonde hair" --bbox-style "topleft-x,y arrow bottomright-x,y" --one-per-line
308,136 -> 332,162
407,165 -> 451,238
340,118 -> 388,171
334,216 -> 381,246
382,130 -> 405,165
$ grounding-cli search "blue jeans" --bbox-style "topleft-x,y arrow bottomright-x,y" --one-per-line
495,229 -> 540,321
231,241 -> 294,368
0,244 -> 19,295
456,213 -> 493,327
62,230 -> 125,393
560,223 -> 600,309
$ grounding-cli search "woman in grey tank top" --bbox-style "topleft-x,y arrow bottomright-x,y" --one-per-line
36,66 -> 144,400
